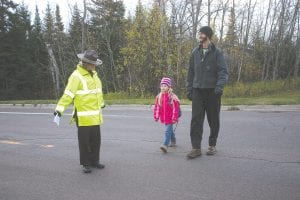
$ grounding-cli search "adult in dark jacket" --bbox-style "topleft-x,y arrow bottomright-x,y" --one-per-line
186,26 -> 228,159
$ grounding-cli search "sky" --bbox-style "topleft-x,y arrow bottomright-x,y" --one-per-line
12,0 -> 151,30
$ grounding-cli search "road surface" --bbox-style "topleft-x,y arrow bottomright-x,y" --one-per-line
0,105 -> 299,200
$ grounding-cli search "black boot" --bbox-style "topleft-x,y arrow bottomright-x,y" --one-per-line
82,165 -> 92,173
92,163 -> 105,169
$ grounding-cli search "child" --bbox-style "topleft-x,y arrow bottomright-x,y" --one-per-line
154,77 -> 180,153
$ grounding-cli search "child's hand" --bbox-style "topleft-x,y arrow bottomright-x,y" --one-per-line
155,118 -> 159,122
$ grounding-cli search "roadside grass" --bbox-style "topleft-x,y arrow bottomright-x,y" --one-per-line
1,78 -> 299,106
1,90 -> 299,106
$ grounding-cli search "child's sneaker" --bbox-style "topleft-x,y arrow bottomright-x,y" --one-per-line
168,142 -> 177,148
160,145 -> 168,153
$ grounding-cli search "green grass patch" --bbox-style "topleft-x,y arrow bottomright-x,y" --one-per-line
1,78 -> 300,106
222,90 -> 300,105
1,90 -> 299,106
223,78 -> 300,97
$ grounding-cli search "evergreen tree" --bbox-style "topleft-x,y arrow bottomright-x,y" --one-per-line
89,0 -> 126,93
43,3 -> 55,45
224,7 -> 238,48
0,0 -> 17,33
0,0 -> 17,99
54,4 -> 64,32
30,6 -> 52,99
121,2 -> 178,95
69,3 -> 82,54
53,4 -> 68,86
223,6 -> 240,82
33,5 -> 42,34
5,3 -> 32,99
120,0 -> 148,95
145,4 -> 170,90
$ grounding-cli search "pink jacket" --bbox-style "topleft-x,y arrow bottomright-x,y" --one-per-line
153,92 -> 180,124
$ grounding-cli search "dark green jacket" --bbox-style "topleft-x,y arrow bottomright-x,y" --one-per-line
187,43 -> 228,91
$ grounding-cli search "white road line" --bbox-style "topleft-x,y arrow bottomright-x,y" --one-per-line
0,112 -> 53,115
0,112 -> 150,118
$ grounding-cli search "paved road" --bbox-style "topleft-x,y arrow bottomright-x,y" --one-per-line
0,106 -> 300,200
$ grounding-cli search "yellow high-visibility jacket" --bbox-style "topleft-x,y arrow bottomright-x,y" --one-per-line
55,64 -> 105,126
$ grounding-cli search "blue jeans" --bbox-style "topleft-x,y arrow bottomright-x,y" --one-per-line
163,124 -> 176,146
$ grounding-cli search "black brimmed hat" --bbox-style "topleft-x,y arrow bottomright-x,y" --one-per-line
77,50 -> 102,66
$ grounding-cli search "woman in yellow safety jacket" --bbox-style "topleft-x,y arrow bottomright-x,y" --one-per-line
54,50 -> 105,173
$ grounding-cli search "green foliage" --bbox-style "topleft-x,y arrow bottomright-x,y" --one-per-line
222,91 -> 300,105
120,2 -> 192,97
0,1 -> 299,101
88,0 -> 126,93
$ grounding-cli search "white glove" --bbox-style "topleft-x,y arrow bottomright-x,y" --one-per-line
53,114 -> 61,127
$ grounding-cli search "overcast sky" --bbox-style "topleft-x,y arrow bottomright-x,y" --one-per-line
13,0 -> 151,30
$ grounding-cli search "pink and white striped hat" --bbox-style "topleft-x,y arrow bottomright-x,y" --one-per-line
160,77 -> 172,87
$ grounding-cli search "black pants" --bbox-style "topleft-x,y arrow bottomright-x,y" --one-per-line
190,88 -> 221,149
77,125 -> 101,166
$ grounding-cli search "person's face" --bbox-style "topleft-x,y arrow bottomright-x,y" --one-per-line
160,84 -> 169,93
84,62 -> 96,71
199,32 -> 208,43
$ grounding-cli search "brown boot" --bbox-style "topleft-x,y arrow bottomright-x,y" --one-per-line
186,149 -> 202,159
206,146 -> 217,156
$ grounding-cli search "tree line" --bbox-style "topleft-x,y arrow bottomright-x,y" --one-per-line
0,0 -> 299,100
